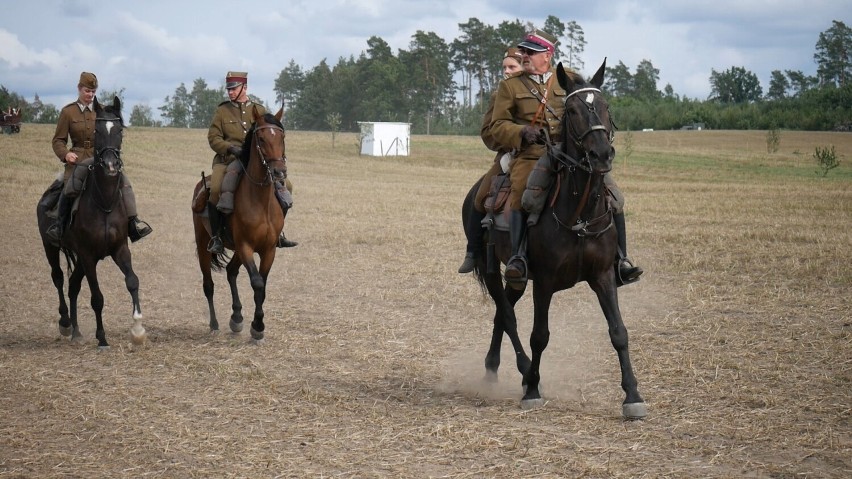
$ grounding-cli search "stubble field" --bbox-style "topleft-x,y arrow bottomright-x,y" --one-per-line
0,124 -> 850,478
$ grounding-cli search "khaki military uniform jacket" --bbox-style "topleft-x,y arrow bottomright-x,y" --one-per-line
489,68 -> 566,162
207,100 -> 267,165
480,92 -> 500,152
52,102 -> 97,162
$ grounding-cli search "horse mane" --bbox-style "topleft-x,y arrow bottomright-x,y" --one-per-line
563,69 -> 588,88
239,112 -> 284,165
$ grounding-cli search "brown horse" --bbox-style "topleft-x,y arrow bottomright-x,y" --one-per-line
192,107 -> 287,343
462,61 -> 647,419
36,96 -> 146,349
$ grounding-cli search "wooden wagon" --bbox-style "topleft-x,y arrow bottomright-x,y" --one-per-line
1,107 -> 22,134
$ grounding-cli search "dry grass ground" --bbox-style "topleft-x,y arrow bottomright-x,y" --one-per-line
0,124 -> 849,478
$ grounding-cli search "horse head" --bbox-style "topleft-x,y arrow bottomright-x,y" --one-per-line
248,106 -> 287,184
93,96 -> 124,177
557,59 -> 615,175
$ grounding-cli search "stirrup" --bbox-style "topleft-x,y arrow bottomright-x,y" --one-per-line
616,258 -> 643,286
45,223 -> 63,244
276,234 -> 298,248
129,219 -> 153,243
458,252 -> 477,274
207,236 -> 224,253
504,255 -> 528,286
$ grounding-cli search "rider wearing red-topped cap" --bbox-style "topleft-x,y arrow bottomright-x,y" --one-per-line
488,29 -> 642,286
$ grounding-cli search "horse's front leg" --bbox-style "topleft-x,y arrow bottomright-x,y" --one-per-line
225,255 -> 244,333
521,284 -> 553,409
112,246 -> 145,345
245,247 -> 276,344
589,277 -> 647,419
79,257 -> 109,350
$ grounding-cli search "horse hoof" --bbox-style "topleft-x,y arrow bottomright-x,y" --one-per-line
97,345 -> 111,352
209,328 -> 220,335
130,324 -> 146,345
483,370 -> 498,383
58,325 -> 73,337
250,328 -> 264,341
622,402 -> 648,420
520,398 -> 544,410
251,337 -> 265,346
229,320 -> 243,333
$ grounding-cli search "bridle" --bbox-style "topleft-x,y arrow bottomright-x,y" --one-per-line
93,115 -> 124,173
547,86 -> 617,238
564,87 -> 615,147
89,114 -> 124,213
241,123 -> 287,186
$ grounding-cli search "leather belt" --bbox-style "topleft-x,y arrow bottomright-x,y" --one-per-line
82,140 -> 92,148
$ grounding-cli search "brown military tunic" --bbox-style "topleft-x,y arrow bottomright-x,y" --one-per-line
52,102 -> 96,181
207,100 -> 267,202
490,68 -> 566,210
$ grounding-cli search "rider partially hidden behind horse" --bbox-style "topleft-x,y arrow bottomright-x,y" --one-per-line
205,70 -> 296,253
46,71 -> 152,244
458,30 -> 643,286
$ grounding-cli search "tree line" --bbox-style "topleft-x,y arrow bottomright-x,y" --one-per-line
2,19 -> 850,133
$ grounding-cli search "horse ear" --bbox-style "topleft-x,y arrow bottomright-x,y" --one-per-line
93,96 -> 102,113
113,96 -> 121,114
591,57 -> 607,88
556,62 -> 574,92
275,106 -> 283,122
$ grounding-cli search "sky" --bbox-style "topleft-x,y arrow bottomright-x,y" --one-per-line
1,0 -> 849,122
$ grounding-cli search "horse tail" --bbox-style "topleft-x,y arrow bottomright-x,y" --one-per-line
463,177 -> 488,296
210,251 -> 230,272
61,247 -> 77,277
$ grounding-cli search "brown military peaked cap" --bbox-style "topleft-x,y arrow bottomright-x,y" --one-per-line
78,72 -> 98,89
226,71 -> 248,89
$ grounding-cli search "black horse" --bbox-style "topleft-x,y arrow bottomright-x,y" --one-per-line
462,61 -> 647,419
36,97 -> 146,349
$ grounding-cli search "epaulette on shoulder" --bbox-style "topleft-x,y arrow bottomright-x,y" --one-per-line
62,102 -> 78,110
218,100 -> 233,107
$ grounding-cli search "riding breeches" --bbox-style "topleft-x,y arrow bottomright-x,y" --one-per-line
604,173 -> 625,215
209,163 -> 228,205
508,158 -> 537,211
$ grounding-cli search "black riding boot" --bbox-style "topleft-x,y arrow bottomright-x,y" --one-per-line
614,212 -> 643,285
128,216 -> 153,243
277,233 -> 298,248
207,203 -> 224,253
458,208 -> 486,273
275,184 -> 298,248
504,209 -> 528,285
46,193 -> 72,244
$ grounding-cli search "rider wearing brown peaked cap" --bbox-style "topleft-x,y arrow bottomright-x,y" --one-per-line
47,71 -> 152,244
206,70 -> 297,253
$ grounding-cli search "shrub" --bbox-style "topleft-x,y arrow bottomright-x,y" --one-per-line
814,145 -> 840,177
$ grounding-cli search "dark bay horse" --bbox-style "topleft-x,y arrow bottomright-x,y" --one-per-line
462,61 -> 647,419
192,107 -> 287,343
36,97 -> 146,349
